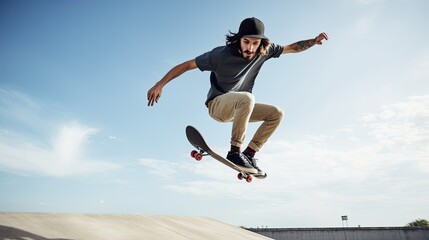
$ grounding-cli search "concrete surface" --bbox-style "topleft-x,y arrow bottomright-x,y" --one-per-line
0,212 -> 272,240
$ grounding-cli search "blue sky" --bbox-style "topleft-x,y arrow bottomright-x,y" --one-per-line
1,0 -> 428,228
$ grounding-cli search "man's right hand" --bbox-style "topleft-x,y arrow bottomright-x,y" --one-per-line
147,83 -> 163,106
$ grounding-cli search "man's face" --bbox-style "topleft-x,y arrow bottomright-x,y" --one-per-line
240,37 -> 261,60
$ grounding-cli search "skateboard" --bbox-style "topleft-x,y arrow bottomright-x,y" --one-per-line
185,125 -> 266,183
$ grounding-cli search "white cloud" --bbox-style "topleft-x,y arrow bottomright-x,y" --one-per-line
363,95 -> 429,146
0,122 -> 117,177
267,96 -> 429,187
138,156 -> 231,181
108,136 -> 122,141
53,122 -> 98,165
165,179 -> 261,200
0,89 -> 118,177
0,89 -> 45,128
138,158 -> 179,179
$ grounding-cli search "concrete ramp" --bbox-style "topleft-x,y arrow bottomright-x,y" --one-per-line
0,212 -> 272,240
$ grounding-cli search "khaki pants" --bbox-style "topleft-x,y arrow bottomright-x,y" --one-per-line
208,92 -> 284,152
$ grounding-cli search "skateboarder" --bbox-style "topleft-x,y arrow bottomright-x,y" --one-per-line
147,17 -> 328,175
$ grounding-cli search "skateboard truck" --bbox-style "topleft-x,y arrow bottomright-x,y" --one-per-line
190,147 -> 209,161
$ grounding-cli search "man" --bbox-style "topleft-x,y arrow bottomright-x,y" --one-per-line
147,17 -> 328,176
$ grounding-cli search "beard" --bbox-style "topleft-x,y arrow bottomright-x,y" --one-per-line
242,50 -> 255,60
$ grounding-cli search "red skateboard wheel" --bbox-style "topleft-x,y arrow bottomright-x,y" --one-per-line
190,150 -> 198,158
246,175 -> 252,183
194,153 -> 203,161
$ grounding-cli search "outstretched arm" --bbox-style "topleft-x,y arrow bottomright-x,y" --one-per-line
147,59 -> 197,106
282,32 -> 329,54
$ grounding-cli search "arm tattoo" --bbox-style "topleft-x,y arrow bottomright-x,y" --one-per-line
292,38 -> 317,52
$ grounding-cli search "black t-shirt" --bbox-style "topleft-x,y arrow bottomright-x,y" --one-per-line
195,43 -> 283,106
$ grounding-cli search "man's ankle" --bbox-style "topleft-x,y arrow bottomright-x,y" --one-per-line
243,146 -> 256,157
230,145 -> 240,153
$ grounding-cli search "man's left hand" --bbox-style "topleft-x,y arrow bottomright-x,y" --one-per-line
316,32 -> 329,45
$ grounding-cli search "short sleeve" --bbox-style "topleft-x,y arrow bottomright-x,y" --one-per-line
195,46 -> 223,72
267,43 -> 284,59
195,51 -> 212,71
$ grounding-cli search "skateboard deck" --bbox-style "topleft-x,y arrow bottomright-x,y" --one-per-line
185,125 -> 266,183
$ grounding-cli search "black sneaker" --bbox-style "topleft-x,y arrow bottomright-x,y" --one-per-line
226,151 -> 257,174
242,153 -> 266,177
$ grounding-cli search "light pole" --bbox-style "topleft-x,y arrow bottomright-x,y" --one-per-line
341,215 -> 348,227
341,215 -> 349,240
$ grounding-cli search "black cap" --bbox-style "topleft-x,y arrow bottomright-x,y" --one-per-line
237,17 -> 267,39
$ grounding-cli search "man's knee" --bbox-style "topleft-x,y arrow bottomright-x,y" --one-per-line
278,107 -> 284,120
236,92 -> 255,108
272,106 -> 284,123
